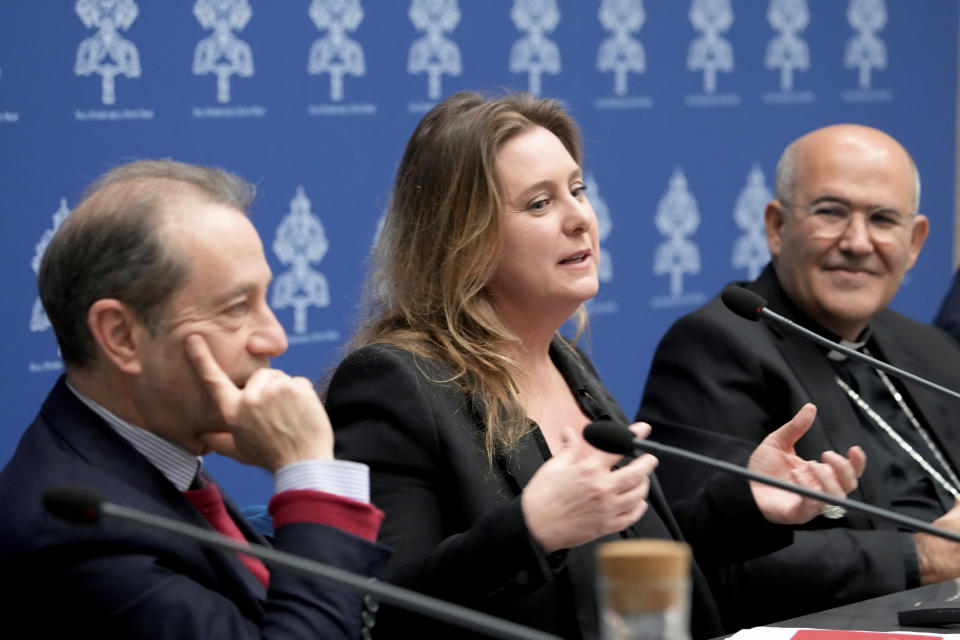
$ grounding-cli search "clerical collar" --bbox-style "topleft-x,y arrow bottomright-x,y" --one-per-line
826,328 -> 873,362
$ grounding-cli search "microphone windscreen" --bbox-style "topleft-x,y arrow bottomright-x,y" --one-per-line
582,421 -> 634,455
721,286 -> 766,321
43,487 -> 103,524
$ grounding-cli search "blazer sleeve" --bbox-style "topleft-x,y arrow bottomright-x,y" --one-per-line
638,306 -> 909,626
13,513 -> 390,639
325,345 -> 558,608
669,469 -> 792,568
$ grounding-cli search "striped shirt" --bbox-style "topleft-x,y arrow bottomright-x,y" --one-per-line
66,381 -> 369,503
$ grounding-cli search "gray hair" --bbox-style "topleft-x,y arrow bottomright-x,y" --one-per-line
774,135 -> 922,214
39,159 -> 255,367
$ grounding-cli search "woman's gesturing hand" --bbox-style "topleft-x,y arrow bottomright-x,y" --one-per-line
522,423 -> 659,554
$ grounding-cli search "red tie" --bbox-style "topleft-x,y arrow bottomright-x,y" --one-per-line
184,482 -> 270,588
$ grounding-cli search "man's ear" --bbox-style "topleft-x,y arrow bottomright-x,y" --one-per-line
765,199 -> 786,260
86,299 -> 147,375
905,214 -> 930,271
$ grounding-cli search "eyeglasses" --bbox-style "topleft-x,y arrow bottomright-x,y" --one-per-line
785,200 -> 913,244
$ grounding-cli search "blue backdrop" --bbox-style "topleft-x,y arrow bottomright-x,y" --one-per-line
3,0 -> 957,505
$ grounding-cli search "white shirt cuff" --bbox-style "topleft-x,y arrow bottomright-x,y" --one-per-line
274,459 -> 370,504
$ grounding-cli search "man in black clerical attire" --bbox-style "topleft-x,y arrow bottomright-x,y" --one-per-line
638,124 -> 960,630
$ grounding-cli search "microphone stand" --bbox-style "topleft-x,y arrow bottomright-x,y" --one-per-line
721,286 -> 960,403
582,422 -> 960,545
758,306 -> 960,403
632,436 -> 960,544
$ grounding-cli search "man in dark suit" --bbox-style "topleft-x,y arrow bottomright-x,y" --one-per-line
0,160 -> 389,638
639,124 -> 960,629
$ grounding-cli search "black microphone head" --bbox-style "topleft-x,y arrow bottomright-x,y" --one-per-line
721,286 -> 767,321
43,487 -> 103,524
582,421 -> 634,455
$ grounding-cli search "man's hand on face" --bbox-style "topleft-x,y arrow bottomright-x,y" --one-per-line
184,334 -> 333,471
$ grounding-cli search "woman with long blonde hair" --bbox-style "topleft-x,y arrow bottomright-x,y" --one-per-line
325,91 -> 864,639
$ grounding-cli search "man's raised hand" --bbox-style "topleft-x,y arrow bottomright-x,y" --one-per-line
184,334 -> 333,471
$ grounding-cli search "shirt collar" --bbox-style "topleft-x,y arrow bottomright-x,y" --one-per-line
66,380 -> 203,492
826,329 -> 873,361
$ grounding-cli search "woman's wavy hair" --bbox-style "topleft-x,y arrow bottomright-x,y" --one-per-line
350,91 -> 588,460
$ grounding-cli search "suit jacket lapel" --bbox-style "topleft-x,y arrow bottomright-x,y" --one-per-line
496,430 -> 548,496
44,378 -> 267,603
43,379 -> 197,518
548,338 -> 694,635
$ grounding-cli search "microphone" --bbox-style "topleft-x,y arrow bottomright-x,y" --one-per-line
721,286 -> 960,403
582,421 -> 960,545
43,487 -> 560,640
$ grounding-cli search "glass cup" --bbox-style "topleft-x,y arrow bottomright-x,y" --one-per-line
596,539 -> 692,640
